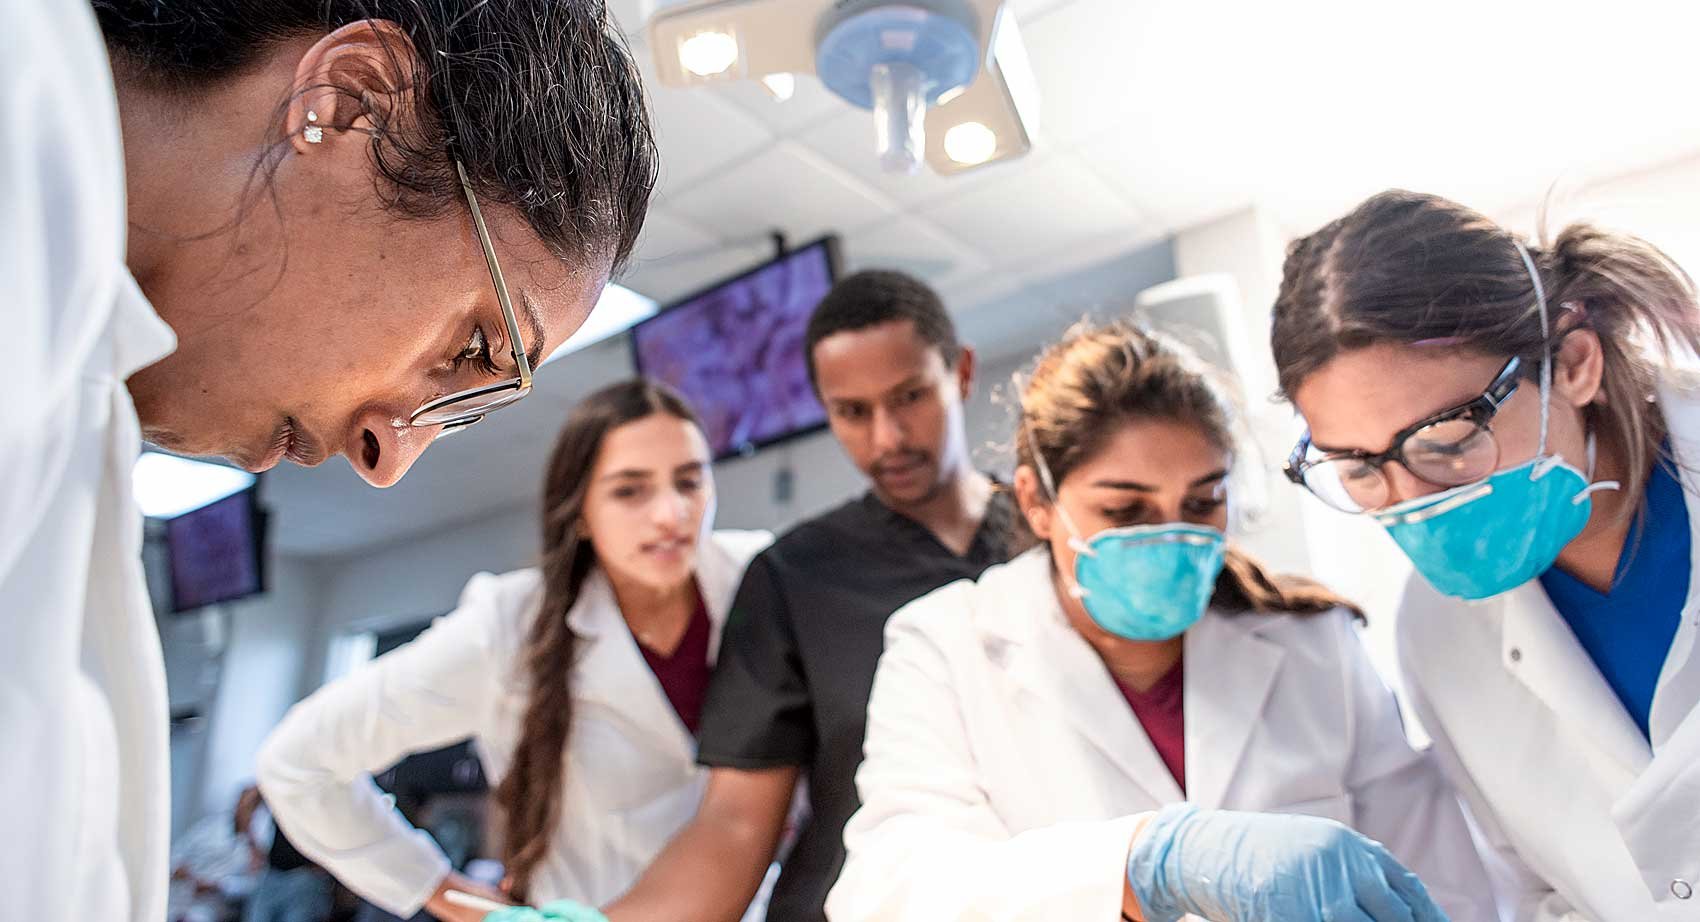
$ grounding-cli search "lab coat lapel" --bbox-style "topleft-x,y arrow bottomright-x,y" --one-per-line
1646,373 -> 1700,748
567,569 -> 695,762
1181,611 -> 1284,810
1498,583 -> 1650,780
986,552 -> 1186,804
1600,372 -> 1700,897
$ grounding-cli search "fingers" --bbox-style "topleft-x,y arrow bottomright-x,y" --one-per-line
1365,840 -> 1447,922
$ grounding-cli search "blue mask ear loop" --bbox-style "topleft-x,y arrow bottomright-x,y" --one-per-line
1512,240 -> 1620,502
1023,422 -> 1096,602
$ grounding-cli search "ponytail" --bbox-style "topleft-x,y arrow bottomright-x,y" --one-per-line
1213,546 -> 1364,621
1544,222 -> 1700,503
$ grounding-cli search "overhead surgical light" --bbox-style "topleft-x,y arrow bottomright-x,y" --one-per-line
678,28 -> 741,77
644,0 -> 1040,176
944,120 -> 997,165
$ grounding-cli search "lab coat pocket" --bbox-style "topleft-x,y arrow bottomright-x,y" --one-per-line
1263,792 -> 1354,826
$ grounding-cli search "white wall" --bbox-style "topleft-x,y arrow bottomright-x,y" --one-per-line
193,554 -> 324,819
159,549 -> 326,837
307,506 -> 538,689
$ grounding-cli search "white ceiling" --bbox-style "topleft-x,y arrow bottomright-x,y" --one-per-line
264,0 -> 1700,557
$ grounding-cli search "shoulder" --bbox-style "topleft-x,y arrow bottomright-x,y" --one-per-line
440,567 -> 545,660
885,578 -> 979,644
1203,604 -> 1365,671
885,549 -> 1048,651
771,496 -> 869,549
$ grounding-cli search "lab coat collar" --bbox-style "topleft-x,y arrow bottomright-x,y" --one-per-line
1496,580 -> 1652,779
112,269 -> 175,379
977,550 -> 1285,806
561,531 -> 751,760
1493,369 -> 1700,775
978,551 -> 1183,802
565,530 -> 743,654
1181,609 -> 1286,810
1647,370 -> 1700,749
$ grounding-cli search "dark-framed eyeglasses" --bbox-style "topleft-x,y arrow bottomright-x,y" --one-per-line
408,160 -> 533,431
1284,356 -> 1523,513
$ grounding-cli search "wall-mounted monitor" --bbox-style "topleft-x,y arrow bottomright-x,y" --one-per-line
631,236 -> 840,459
165,486 -> 266,613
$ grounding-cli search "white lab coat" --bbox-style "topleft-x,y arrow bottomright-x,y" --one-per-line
1397,369 -> 1700,920
829,547 -> 1497,922
1,2 -> 179,921
257,529 -> 772,917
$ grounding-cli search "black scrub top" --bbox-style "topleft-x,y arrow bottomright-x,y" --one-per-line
696,486 -> 1018,922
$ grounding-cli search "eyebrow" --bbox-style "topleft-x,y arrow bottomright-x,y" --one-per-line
1092,469 -> 1229,491
519,290 -> 547,372
598,461 -> 706,483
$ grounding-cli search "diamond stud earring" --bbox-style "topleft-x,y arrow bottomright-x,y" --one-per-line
303,110 -> 323,144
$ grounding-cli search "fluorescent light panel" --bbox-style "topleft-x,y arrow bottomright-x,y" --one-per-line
133,451 -> 256,519
542,283 -> 658,366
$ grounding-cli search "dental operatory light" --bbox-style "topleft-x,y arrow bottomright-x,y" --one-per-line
134,451 -> 256,519
943,120 -> 997,165
643,0 -> 1040,176
679,28 -> 741,77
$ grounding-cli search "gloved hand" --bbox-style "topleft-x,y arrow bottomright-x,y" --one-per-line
1126,804 -> 1449,922
484,900 -> 607,922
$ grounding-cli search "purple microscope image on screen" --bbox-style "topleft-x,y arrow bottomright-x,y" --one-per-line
166,488 -> 263,612
633,238 -> 838,458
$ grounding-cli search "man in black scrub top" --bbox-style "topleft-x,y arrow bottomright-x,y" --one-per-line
605,271 -> 1017,922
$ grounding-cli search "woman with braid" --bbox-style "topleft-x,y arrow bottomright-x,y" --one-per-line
259,380 -> 770,922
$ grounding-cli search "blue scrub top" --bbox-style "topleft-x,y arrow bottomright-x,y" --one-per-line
1540,453 -> 1691,739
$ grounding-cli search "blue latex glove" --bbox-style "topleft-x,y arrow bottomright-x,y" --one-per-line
1126,804 -> 1449,922
483,900 -> 606,922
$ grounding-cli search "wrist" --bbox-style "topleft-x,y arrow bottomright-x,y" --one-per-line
1121,813 -> 1154,920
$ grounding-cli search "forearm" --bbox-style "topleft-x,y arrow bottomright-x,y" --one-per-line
603,811 -> 781,922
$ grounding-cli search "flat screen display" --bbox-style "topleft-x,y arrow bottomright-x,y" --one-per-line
632,237 -> 839,458
166,488 -> 264,612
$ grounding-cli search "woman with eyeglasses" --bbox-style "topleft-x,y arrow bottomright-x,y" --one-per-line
4,1 -> 653,918
257,380 -> 771,922
1274,189 -> 1700,920
827,322 -> 1493,922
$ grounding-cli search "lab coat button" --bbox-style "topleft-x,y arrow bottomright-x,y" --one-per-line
1508,647 -> 1522,664
1672,879 -> 1693,900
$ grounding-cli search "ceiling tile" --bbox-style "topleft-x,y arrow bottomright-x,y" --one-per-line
711,73 -> 848,138
1004,0 -> 1082,24
620,239 -> 777,305
1075,118 -> 1260,232
919,152 -> 1148,270
665,141 -> 897,244
1020,0 -> 1164,147
629,208 -> 718,260
798,109 -> 1025,209
605,0 -> 648,35
635,44 -> 775,190
841,215 -> 991,289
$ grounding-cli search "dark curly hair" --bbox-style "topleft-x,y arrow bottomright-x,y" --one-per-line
94,0 -> 658,271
